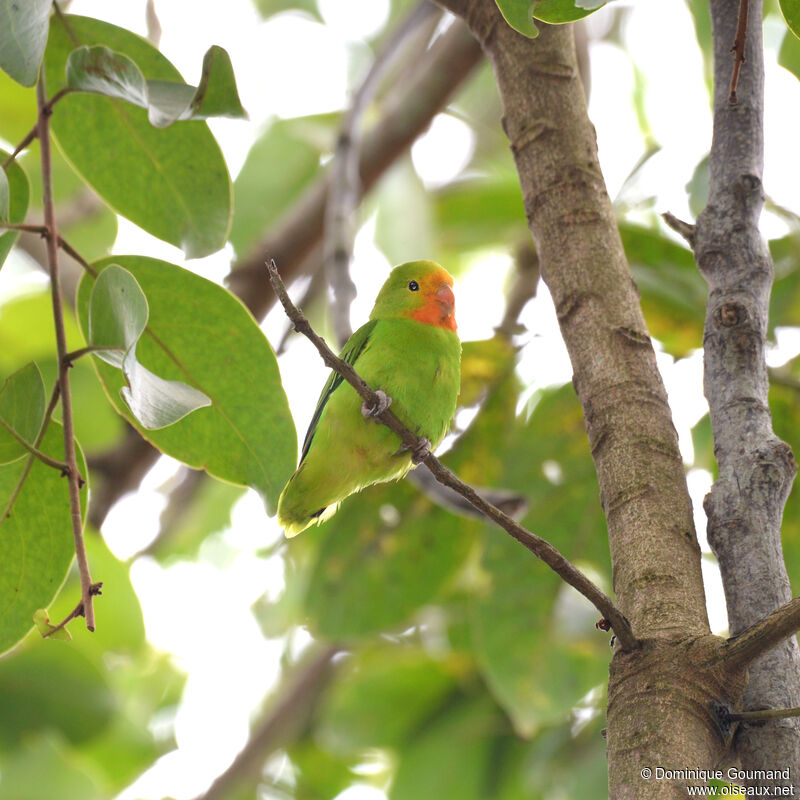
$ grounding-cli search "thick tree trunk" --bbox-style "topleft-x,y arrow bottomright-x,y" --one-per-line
694,0 -> 800,784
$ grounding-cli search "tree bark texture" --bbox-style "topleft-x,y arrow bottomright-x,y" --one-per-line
437,2 -> 708,644
434,2 -> 747,795
695,0 -> 800,782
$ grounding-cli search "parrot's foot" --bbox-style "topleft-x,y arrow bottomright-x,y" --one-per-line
361,389 -> 392,419
411,437 -> 431,465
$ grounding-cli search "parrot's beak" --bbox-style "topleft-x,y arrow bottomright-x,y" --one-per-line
435,283 -> 455,318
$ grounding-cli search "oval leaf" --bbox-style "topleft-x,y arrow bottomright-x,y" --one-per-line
77,256 -> 297,512
0,0 -> 51,86
533,0 -> 600,23
781,0 -> 800,39
66,44 -> 247,129
0,362 -> 46,464
88,264 -> 211,428
494,0 -> 539,37
44,15 -> 233,258
0,424 -> 88,655
0,151 -> 31,270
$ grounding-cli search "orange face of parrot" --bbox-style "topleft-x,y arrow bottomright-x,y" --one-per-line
406,269 -> 457,331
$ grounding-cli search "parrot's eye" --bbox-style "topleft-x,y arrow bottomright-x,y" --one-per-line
408,280 -> 419,291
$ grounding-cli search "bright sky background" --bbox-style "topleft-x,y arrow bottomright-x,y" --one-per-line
2,1 -> 800,798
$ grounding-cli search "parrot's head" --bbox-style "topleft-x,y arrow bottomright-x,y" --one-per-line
370,260 -> 457,331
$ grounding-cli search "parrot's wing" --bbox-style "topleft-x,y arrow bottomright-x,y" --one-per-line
299,319 -> 378,463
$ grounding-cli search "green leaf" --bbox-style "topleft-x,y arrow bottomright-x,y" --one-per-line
44,15 -> 233,258
533,0 -> 601,23
33,608 -> 72,641
0,150 -> 30,270
0,734 -> 105,800
230,114 -> 331,258
252,0 -> 322,20
494,0 -> 540,38
77,256 -> 297,512
0,362 -> 46,464
319,647 -> 457,752
621,222 -> 706,357
0,291 -> 124,451
390,696 -> 503,800
0,642 -> 115,747
779,28 -> 800,80
0,424 -> 88,655
471,385 -> 611,733
0,0 -> 51,86
88,264 -> 211,429
303,478 -> 479,638
66,44 -> 247,129
780,0 -> 800,38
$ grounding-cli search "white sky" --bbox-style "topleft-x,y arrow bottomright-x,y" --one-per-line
2,0 -> 800,797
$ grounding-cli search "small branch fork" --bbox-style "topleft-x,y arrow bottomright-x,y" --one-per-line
266,260 -> 637,652
729,0 -> 750,104
36,74 -> 98,633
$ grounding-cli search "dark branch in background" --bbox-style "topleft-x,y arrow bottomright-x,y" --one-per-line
729,0 -> 750,104
87,427 -> 161,530
194,645 -> 341,800
37,74 -> 99,632
325,0 -> 441,346
267,261 -> 637,652
722,596 -> 800,671
227,19 -> 483,317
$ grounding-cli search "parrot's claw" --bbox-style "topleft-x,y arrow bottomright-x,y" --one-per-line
362,389 -> 392,419
411,437 -> 431,465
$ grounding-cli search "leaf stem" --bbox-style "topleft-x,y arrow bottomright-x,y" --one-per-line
0,381 -> 61,527
37,73 -> 97,633
1,89 -> 72,169
266,260 -> 638,652
64,345 -> 123,365
0,414 -> 71,472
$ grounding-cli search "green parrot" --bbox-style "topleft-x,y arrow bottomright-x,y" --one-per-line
277,260 -> 461,537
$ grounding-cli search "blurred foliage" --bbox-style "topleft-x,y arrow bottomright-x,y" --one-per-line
1,1 -> 800,798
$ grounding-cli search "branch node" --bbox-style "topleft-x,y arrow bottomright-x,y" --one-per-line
662,211 -> 696,248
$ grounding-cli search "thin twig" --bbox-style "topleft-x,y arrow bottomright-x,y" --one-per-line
720,595 -> 800,670
58,235 -> 99,277
728,0 -> 750,104
662,211 -> 697,249
0,223 -> 47,233
324,0 -> 441,346
1,89 -> 72,169
64,345 -> 124,365
266,260 -> 638,651
0,381 -> 60,527
41,582 -> 104,639
0,414 -> 70,472
37,74 -> 97,633
726,706 -> 800,723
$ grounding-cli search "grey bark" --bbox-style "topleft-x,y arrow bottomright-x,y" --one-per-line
694,0 -> 800,782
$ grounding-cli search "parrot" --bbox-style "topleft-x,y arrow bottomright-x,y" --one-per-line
277,260 -> 461,537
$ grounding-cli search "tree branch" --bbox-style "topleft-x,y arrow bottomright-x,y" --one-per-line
0,413 -> 71,473
267,260 -> 637,652
696,0 -> 800,775
227,19 -> 483,318
722,597 -> 800,671
194,644 -> 341,800
37,74 -> 97,632
324,0 -> 442,346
